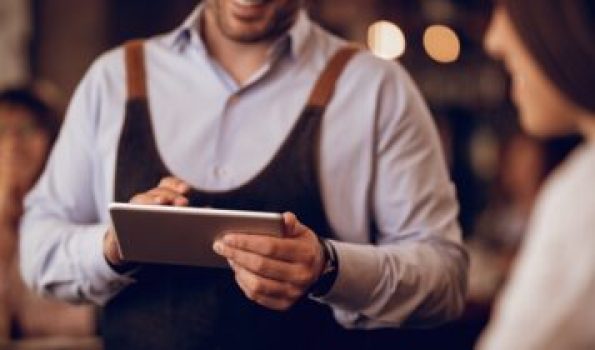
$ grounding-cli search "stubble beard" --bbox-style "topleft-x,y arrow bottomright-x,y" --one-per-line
208,0 -> 300,44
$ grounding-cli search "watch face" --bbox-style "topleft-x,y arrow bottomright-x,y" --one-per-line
321,240 -> 337,275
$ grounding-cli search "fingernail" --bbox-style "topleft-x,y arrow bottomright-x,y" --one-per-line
154,196 -> 162,204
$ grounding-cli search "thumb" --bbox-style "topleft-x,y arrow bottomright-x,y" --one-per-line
282,212 -> 307,238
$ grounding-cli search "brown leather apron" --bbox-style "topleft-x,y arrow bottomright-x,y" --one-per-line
101,40 -> 374,350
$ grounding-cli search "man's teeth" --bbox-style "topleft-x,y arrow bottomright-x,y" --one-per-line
235,0 -> 266,6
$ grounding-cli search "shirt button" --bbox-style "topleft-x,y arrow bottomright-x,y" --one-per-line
214,166 -> 227,177
228,94 -> 239,105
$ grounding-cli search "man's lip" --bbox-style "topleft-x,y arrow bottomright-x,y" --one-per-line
230,0 -> 271,20
234,0 -> 267,5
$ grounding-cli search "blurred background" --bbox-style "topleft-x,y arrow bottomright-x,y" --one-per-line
0,0 -> 581,349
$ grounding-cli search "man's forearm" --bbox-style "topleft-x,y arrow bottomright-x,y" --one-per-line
314,238 -> 468,328
19,216 -> 134,305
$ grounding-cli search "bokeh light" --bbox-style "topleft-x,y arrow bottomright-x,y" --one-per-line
423,24 -> 461,63
367,20 -> 406,60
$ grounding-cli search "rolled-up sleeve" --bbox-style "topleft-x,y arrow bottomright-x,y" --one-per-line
19,56 -> 133,306
316,61 -> 468,328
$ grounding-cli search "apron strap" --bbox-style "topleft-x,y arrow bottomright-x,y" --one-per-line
125,40 -> 147,100
124,40 -> 360,105
307,45 -> 361,109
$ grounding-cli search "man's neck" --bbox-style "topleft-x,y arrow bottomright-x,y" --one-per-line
201,11 -> 277,86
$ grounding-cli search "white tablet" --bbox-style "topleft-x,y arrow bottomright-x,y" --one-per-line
108,203 -> 285,269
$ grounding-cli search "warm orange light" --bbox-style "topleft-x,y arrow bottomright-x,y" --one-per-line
423,25 -> 461,63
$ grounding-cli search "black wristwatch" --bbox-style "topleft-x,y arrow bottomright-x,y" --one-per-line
310,237 -> 339,297
106,258 -> 140,276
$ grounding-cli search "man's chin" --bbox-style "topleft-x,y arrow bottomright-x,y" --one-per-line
210,0 -> 299,44
223,21 -> 275,43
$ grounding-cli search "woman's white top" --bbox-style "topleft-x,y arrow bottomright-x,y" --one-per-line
479,141 -> 595,350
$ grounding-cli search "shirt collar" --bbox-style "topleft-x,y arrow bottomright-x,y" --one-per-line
166,4 -> 312,60
287,10 -> 311,59
166,4 -> 203,51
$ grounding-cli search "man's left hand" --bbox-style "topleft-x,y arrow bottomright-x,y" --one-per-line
213,212 -> 325,311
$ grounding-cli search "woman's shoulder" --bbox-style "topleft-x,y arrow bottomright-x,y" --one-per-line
542,143 -> 595,202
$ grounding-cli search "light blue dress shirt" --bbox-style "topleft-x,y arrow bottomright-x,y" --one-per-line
19,6 -> 468,328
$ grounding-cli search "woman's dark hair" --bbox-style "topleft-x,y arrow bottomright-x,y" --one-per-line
0,88 -> 60,145
500,0 -> 595,113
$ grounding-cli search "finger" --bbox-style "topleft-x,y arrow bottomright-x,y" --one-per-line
104,228 -> 123,266
217,244 -> 310,286
129,193 -> 162,205
283,212 -> 309,238
231,262 -> 300,310
235,280 -> 294,311
147,188 -> 189,206
129,192 -> 178,205
158,177 -> 190,194
220,234 -> 308,263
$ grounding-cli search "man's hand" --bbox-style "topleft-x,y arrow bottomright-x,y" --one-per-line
103,176 -> 190,266
213,212 -> 326,311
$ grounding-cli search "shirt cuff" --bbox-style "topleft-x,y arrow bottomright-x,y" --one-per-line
310,240 -> 382,311
69,224 -> 136,305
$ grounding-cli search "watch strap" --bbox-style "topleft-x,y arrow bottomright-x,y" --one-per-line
310,237 -> 339,297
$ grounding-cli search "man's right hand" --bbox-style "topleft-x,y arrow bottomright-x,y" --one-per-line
103,176 -> 191,266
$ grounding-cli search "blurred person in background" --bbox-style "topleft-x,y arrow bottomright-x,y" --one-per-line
467,133 -> 545,303
0,89 -> 94,340
479,0 -> 595,349
19,0 -> 468,349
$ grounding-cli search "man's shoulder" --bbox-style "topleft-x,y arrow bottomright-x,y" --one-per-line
84,45 -> 126,83
351,50 -> 408,80
83,35 -> 167,87
88,33 -> 162,69
309,24 -> 408,83
339,48 -> 417,99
